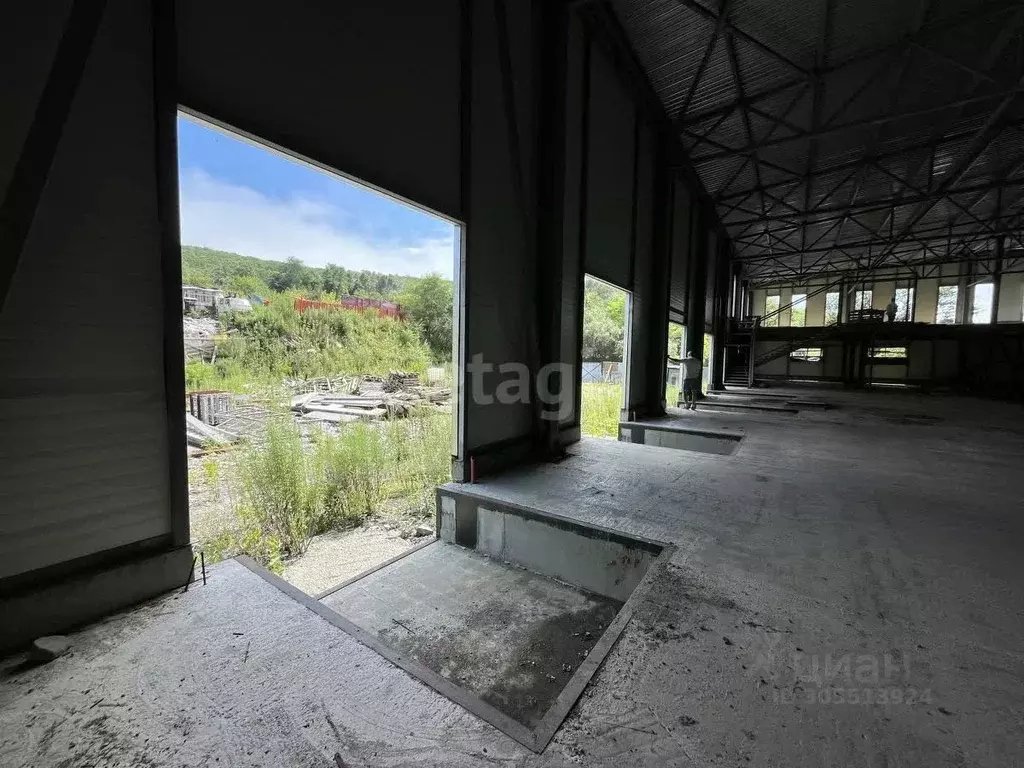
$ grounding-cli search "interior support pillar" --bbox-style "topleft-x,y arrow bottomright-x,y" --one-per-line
685,206 -> 707,362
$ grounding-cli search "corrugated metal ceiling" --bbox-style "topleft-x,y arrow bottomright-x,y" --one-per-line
610,0 -> 1024,283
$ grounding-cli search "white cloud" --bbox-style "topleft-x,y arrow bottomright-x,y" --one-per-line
179,169 -> 455,278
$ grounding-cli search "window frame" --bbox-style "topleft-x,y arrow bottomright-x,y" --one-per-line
790,293 -> 807,327
935,284 -> 958,324
762,294 -> 781,327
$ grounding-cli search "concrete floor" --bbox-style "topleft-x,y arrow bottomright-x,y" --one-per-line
1,388 -> 1023,766
322,541 -> 622,727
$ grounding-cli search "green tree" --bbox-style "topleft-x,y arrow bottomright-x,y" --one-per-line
582,276 -> 626,362
667,323 -> 684,357
399,274 -> 453,363
321,263 -> 348,295
268,256 -> 307,292
182,268 -> 213,288
227,274 -> 270,297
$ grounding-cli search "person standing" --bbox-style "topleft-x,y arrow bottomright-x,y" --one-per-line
678,352 -> 702,410
886,295 -> 898,323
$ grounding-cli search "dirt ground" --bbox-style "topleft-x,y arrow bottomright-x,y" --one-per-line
187,453 -> 239,546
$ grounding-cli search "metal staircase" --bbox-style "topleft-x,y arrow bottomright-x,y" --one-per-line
753,322 -> 841,368
725,359 -> 750,387
724,318 -> 756,388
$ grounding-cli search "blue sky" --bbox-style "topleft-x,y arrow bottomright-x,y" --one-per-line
177,114 -> 455,278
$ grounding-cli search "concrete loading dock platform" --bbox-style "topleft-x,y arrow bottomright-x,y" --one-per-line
5,0 -> 1024,765
3,388 -> 1022,766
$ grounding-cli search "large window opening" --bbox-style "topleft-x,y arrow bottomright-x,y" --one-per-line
824,291 -> 840,325
177,112 -> 458,595
936,284 -> 958,324
763,294 -> 780,327
869,346 -> 908,362
894,285 -> 915,322
970,282 -> 994,324
790,293 -> 807,327
854,288 -> 873,311
702,333 -> 714,395
665,321 -> 685,407
790,347 -> 823,362
581,275 -> 631,437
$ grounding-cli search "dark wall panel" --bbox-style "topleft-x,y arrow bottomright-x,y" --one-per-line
177,0 -> 462,220
668,180 -> 692,324
0,0 -> 173,578
584,46 -> 636,290
0,2 -> 74,197
559,15 -> 588,430
705,230 -> 719,328
461,0 -> 538,456
626,121 -> 657,410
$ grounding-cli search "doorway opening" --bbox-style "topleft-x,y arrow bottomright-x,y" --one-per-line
580,275 -> 631,437
177,111 -> 460,596
665,321 -> 685,407
702,332 -> 714,394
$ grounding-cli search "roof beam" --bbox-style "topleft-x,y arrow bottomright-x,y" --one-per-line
713,119 -> 1024,201
723,178 -> 1024,227
676,0 -> 1023,130
669,0 -> 810,79
691,88 -> 1020,163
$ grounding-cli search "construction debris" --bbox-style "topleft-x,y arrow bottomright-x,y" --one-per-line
183,373 -> 449,448
286,375 -> 358,396
30,635 -> 70,662
188,391 -> 232,424
210,403 -> 278,443
185,413 -> 238,448
382,372 -> 421,392
182,317 -> 221,361
292,372 -> 451,422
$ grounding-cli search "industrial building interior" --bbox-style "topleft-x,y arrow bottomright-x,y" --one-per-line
2,0 -> 1023,765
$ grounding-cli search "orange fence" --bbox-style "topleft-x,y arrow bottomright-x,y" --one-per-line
293,296 -> 404,319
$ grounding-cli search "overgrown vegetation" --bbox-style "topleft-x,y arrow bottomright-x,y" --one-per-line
182,245 -> 453,362
183,245 -> 455,571
184,293 -> 434,392
201,413 -> 452,571
581,382 -> 622,438
582,276 -> 628,362
182,245 -> 411,300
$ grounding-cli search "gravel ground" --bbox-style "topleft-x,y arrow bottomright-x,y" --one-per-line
282,524 -> 430,595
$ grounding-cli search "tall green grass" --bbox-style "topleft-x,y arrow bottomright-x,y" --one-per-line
581,382 -> 622,438
313,422 -> 388,524
202,412 -> 454,570
237,420 -> 321,559
665,384 -> 680,408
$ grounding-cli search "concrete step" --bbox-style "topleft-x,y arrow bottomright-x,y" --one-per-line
699,397 -> 799,414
